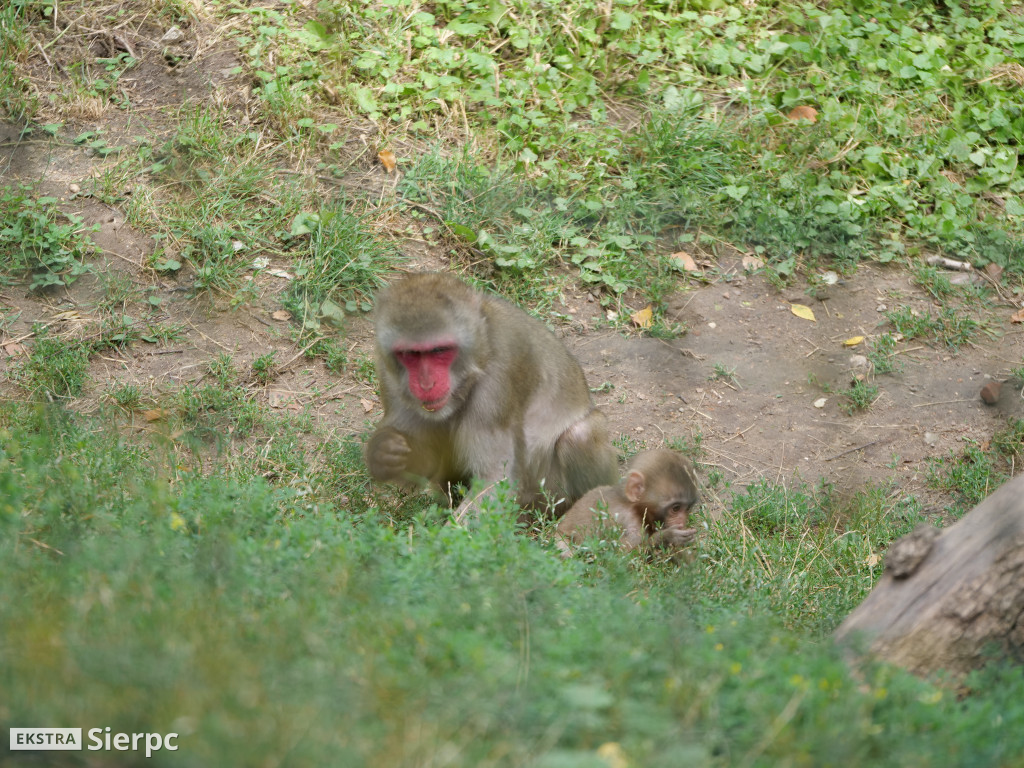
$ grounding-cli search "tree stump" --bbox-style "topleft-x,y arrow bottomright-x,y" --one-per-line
835,474 -> 1024,677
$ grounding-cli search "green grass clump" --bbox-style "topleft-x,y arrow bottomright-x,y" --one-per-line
0,186 -> 96,290
688,480 -> 926,634
224,0 -> 1024,273
867,333 -> 900,375
885,305 -> 981,351
927,442 -> 1011,517
20,330 -> 92,398
840,379 -> 880,415
0,3 -> 35,121
285,202 -> 398,321
991,418 -> 1024,467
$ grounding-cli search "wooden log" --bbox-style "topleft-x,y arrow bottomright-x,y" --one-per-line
835,474 -> 1024,677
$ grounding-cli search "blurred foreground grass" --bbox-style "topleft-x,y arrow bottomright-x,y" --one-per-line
1,404 -> 1023,767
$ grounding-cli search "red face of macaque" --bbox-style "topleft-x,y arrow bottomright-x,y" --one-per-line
393,341 -> 458,412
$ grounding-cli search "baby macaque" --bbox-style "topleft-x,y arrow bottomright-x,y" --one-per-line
556,449 -> 699,557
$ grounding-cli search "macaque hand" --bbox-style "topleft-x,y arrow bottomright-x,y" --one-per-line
650,526 -> 697,549
366,427 -> 411,481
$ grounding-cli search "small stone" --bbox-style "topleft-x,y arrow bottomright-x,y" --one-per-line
876,304 -> 887,312
849,354 -> 869,369
980,380 -> 1002,405
69,183 -> 80,194
161,25 -> 185,44
924,432 -> 939,447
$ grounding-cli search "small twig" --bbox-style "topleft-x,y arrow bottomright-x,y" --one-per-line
101,248 -> 142,269
723,420 -> 758,443
925,255 -> 972,271
276,338 -> 325,373
27,537 -> 65,556
1,323 -> 55,347
824,438 -> 884,461
912,399 -> 972,408
137,347 -> 184,356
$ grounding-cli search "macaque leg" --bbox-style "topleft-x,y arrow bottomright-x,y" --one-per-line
451,480 -> 503,525
554,535 -> 575,559
552,409 -> 619,506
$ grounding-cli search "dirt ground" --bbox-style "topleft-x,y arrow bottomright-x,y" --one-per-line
2,15 -> 1022,518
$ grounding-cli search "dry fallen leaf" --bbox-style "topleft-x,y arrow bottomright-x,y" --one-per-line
1012,308 -> 1024,324
790,303 -> 816,322
670,251 -> 699,272
143,409 -> 166,422
842,336 -> 865,347
271,309 -> 291,322
378,149 -> 397,173
360,397 -> 375,413
1,341 -> 26,357
631,304 -> 654,329
985,263 -> 1004,281
741,255 -> 765,271
866,553 -> 880,568
788,105 -> 818,123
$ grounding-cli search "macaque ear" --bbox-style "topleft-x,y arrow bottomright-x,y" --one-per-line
623,470 -> 646,503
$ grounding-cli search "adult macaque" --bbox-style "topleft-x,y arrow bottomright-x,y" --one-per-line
555,449 -> 699,557
365,272 -> 618,516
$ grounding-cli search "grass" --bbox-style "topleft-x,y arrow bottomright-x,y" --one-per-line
18,329 -> 92,398
867,333 -> 901,375
1,1 -> 1023,764
885,305 -> 982,351
2,406 -> 1024,767
0,185 -> 97,290
840,379 -> 880,415
928,417 -> 1024,516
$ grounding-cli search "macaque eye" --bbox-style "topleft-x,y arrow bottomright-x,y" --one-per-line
669,503 -> 685,514
394,346 -> 457,367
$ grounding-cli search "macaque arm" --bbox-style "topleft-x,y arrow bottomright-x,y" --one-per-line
365,425 -> 410,481
366,423 -> 442,488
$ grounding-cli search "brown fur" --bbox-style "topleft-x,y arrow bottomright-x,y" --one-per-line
556,449 -> 699,556
366,273 -> 618,514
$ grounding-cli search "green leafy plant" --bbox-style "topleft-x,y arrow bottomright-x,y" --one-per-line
867,333 -> 901,375
251,351 -> 277,385
0,186 -> 96,289
285,203 -> 397,323
840,379 -> 879,415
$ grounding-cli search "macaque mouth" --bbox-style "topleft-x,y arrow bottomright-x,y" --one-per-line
421,395 -> 450,412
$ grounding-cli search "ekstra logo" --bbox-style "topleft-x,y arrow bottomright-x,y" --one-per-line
9,728 -> 82,750
10,728 -> 179,757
